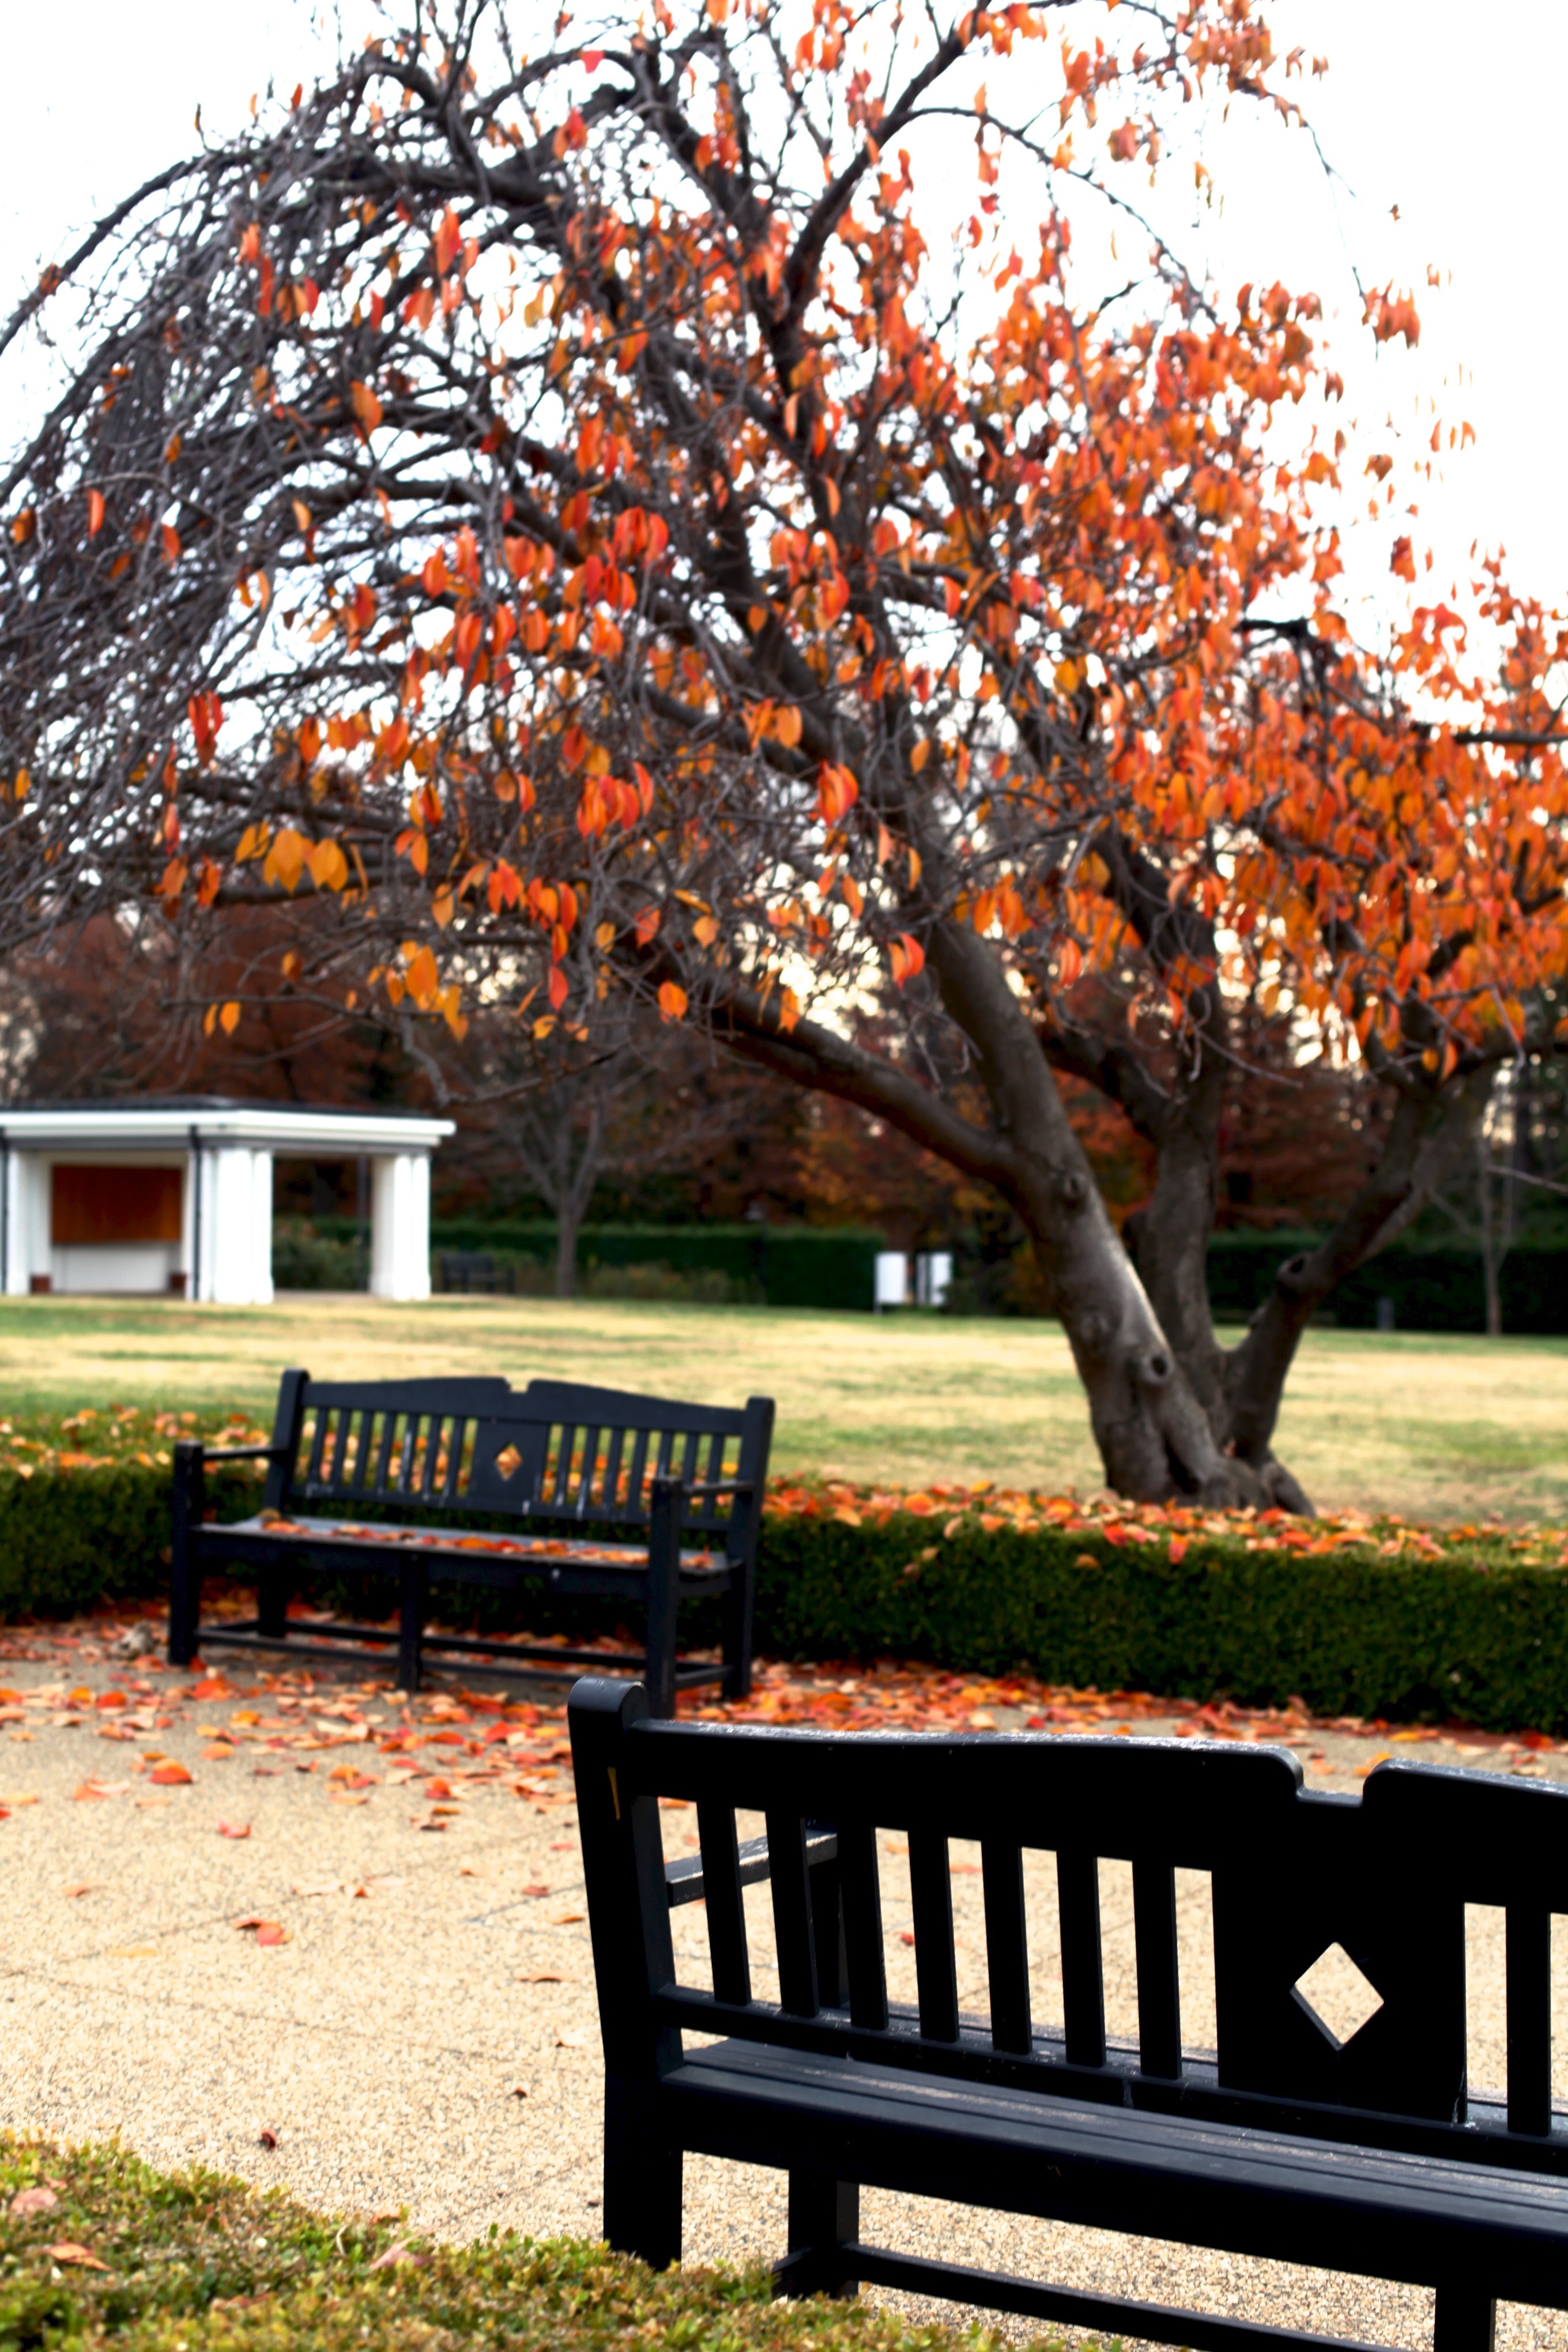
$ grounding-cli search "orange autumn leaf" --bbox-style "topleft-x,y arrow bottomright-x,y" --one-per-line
658,980 -> 688,1022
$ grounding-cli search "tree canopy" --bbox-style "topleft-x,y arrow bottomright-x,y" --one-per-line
0,0 -> 1563,1504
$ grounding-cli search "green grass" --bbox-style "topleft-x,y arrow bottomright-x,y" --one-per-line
0,2136 -> 1023,2352
0,1295 -> 1563,1523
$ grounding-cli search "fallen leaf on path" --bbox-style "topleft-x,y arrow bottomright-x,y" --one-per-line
76,1781 -> 127,1801
424,1778 -> 455,1799
522,1883 -> 551,1898
518,1972 -> 567,1984
258,2126 -> 278,2149
292,1880 -> 343,1897
330,1791 -> 370,1807
551,1912 -> 585,1925
62,1882 -> 96,1898
108,1944 -> 159,1959
149,1762 -> 193,1786
553,2026 -> 587,2048
47,2244 -> 108,2270
217,1820 -> 251,1839
256,1923 -> 289,1947
10,2186 -> 58,2214
510,2083 -> 529,2097
202,1744 -> 235,1761
0,1793 -> 38,1807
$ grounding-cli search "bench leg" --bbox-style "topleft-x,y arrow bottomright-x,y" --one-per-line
777,2172 -> 858,2300
1434,2286 -> 1496,2352
167,1442 -> 203,1668
604,2075 -> 681,2268
644,1477 -> 682,1720
257,1562 -> 288,1644
719,1564 -> 754,1702
398,1564 -> 426,1693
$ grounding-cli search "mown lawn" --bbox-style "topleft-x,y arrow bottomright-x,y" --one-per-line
0,1294 -> 1561,1524
0,2136 -> 1000,2352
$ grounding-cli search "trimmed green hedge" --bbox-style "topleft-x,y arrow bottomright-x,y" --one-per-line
753,1512 -> 1568,1731
1206,1229 -> 1568,1335
3,1450 -> 1568,1733
425,1219 -> 888,1310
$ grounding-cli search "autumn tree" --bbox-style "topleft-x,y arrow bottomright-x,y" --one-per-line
0,0 -> 1564,1505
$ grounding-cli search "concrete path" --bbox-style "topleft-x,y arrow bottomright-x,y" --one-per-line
3,1613 -> 1568,2352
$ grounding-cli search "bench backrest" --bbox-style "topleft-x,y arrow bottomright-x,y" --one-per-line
266,1369 -> 772,1557
570,1679 -> 1568,2165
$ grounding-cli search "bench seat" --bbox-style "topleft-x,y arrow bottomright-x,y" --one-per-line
666,2036 -> 1568,2308
215,1511 -> 736,1590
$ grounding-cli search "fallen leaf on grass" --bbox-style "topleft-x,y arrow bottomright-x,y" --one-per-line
108,1944 -> 159,1959
47,2244 -> 108,2270
217,1820 -> 251,1840
148,1762 -> 193,1787
368,2244 -> 428,2271
10,2186 -> 58,2214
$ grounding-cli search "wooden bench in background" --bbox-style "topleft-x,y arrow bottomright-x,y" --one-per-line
572,1674 -> 1568,2352
167,1372 -> 772,1712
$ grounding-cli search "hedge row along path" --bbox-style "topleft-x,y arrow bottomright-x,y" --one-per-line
5,1611 -> 1568,2352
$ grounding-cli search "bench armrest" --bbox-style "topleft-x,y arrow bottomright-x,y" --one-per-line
666,1820 -> 836,1908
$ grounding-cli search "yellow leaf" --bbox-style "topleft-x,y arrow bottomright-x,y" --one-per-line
292,499 -> 312,531
307,839 -> 348,892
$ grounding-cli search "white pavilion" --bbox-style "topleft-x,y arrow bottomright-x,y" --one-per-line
0,1099 -> 454,1303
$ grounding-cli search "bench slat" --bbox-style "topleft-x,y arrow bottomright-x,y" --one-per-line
839,1819 -> 889,2032
908,1826 -> 959,2043
1134,1856 -> 1183,2080
696,1801 -> 752,2007
1057,1846 -> 1106,2070
767,1810 -> 820,2018
981,1836 -> 1032,2057
1507,1901 -> 1551,2135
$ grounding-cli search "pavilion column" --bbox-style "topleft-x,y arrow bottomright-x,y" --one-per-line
203,1146 -> 276,1305
370,1152 -> 432,1301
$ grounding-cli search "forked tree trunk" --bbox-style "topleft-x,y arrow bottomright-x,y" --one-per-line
720,915 -> 1501,1512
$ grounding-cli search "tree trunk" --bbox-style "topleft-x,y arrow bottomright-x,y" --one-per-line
555,1200 -> 580,1299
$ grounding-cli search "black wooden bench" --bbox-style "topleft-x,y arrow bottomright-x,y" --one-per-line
166,1373 -> 772,1712
438,1250 -> 518,1295
571,1675 -> 1568,2352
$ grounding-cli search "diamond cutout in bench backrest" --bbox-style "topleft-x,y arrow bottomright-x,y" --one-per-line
1292,1942 -> 1384,2049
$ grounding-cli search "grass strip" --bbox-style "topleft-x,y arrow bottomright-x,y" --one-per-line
0,2135 -> 1015,2352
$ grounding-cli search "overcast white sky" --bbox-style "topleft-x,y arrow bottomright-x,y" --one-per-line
0,1 -> 1559,631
